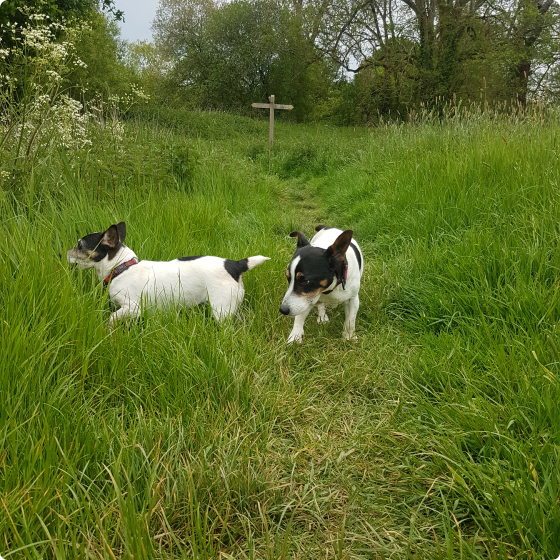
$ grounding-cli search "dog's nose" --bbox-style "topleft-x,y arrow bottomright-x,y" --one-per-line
279,304 -> 290,315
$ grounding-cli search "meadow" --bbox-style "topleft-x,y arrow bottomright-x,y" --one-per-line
1,107 -> 559,559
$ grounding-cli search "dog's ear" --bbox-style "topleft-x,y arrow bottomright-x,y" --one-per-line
289,231 -> 310,248
103,223 -> 125,248
117,221 -> 126,242
324,230 -> 353,264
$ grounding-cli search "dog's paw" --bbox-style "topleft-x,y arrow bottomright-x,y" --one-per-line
317,304 -> 329,324
343,331 -> 358,341
107,318 -> 120,332
287,332 -> 304,344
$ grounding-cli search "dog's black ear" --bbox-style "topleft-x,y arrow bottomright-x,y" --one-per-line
324,230 -> 353,264
289,231 -> 310,248
103,223 -> 124,248
117,221 -> 126,242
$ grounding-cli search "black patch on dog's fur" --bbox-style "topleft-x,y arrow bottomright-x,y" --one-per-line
289,247 -> 335,295
73,223 -> 126,262
224,258 -> 249,282
80,232 -> 112,261
350,242 -> 362,271
178,256 -> 205,261
315,224 -> 332,232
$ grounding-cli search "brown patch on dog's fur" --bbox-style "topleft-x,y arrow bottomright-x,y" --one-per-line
293,286 -> 324,299
305,287 -> 323,299
320,279 -> 328,287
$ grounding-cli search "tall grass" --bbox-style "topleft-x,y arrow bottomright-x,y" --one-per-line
1,107 -> 559,559
314,108 -> 560,559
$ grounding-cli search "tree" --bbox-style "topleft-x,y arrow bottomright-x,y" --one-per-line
490,0 -> 559,106
314,0 -> 560,114
152,0 -> 334,118
125,40 -> 171,102
66,12 -> 136,102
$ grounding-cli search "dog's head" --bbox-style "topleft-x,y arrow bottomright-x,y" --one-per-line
279,229 -> 353,317
67,222 -> 126,269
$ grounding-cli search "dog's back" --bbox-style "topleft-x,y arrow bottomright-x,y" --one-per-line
109,255 -> 269,321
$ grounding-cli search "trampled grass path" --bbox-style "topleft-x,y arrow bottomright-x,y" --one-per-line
263,164 -> 446,560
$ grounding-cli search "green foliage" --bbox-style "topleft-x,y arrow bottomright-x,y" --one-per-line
0,0 -> 95,34
66,11 -> 136,102
0,0 -> 136,110
312,108 -> 560,556
0,0 -> 122,50
168,143 -> 198,187
139,106 -> 268,140
151,0 -> 333,121
0,10 -> 149,198
125,40 -> 169,104
351,39 -> 419,125
141,0 -> 560,122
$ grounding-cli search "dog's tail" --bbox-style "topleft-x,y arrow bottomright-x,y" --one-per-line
246,256 -> 270,270
225,256 -> 269,282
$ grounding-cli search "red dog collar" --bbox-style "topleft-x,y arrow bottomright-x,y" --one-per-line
103,257 -> 138,288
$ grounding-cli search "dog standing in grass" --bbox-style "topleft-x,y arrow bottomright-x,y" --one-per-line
67,221 -> 269,325
280,225 -> 364,343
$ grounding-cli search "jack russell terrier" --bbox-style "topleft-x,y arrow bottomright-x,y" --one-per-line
67,221 -> 269,325
280,225 -> 363,343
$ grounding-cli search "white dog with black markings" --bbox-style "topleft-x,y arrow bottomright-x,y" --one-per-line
280,225 -> 364,343
67,221 -> 269,325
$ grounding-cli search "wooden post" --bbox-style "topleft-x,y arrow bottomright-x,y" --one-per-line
251,95 -> 293,146
269,94 -> 274,146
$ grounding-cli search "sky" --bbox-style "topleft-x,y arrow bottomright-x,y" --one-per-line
116,0 -> 159,43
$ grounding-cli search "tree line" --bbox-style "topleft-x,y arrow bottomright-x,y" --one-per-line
1,0 -> 559,124
147,0 -> 560,122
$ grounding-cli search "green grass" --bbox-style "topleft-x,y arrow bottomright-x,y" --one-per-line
1,109 -> 559,559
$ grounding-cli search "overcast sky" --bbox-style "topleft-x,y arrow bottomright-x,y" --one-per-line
116,0 -> 159,43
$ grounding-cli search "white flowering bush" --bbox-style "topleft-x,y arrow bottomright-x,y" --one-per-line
0,13 -> 92,166
0,9 -> 149,190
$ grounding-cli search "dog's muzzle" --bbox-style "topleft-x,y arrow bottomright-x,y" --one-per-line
279,304 -> 290,315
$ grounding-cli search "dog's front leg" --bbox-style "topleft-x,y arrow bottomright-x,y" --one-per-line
342,295 -> 359,340
317,303 -> 329,323
109,304 -> 139,327
287,308 -> 311,344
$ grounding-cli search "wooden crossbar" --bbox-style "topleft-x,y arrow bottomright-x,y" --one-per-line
251,95 -> 293,145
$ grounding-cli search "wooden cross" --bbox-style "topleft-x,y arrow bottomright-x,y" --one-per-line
251,95 -> 293,145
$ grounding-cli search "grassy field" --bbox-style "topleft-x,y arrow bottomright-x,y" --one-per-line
1,108 -> 560,559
